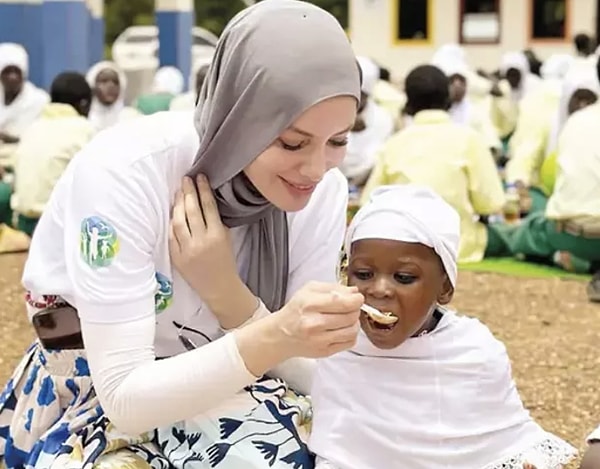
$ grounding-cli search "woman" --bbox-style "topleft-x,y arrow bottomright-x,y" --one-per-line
86,61 -> 140,131
0,1 -> 362,468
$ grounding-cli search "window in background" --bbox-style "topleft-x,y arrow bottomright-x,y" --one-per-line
394,0 -> 431,43
531,0 -> 568,39
460,0 -> 501,44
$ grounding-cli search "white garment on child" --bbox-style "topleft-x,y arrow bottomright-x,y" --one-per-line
309,310 -> 577,469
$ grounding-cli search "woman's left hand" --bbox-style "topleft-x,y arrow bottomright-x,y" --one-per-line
170,175 -> 250,316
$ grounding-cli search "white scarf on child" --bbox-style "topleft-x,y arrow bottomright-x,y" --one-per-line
310,185 -> 576,469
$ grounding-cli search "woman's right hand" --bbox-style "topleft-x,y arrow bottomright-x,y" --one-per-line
233,282 -> 363,377
274,282 -> 364,358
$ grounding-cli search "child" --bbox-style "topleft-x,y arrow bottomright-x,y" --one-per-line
309,185 -> 577,469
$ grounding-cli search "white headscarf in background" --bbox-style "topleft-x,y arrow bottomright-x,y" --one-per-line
0,43 -> 49,136
500,51 -> 541,102
356,56 -> 379,96
541,53 -> 574,81
546,62 -> 600,156
86,61 -> 128,131
152,66 -> 184,95
310,188 -> 577,469
436,58 -> 473,126
169,58 -> 213,111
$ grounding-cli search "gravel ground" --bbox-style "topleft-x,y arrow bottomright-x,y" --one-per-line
1,252 -> 598,467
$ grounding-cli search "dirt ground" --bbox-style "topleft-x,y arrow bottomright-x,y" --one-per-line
1,252 -> 599,467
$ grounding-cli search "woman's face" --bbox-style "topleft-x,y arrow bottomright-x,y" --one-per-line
95,68 -> 121,106
347,239 -> 453,349
244,95 -> 356,212
449,74 -> 467,103
506,68 -> 522,90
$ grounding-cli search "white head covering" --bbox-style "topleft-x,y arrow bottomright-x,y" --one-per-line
346,185 -> 459,288
86,60 -> 128,131
152,66 -> 185,95
311,187 -> 578,466
431,43 -> 466,68
0,43 -> 48,135
500,51 -> 541,101
356,56 -> 379,95
541,53 -> 574,81
546,62 -> 600,156
0,43 -> 29,77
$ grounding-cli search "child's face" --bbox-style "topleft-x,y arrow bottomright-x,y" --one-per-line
347,239 -> 454,349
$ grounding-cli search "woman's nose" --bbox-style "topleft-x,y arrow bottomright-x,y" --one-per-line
299,147 -> 327,182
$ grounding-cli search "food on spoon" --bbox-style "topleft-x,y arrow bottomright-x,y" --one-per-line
361,304 -> 399,325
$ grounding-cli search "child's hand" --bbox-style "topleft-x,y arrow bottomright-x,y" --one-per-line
522,464 -> 537,469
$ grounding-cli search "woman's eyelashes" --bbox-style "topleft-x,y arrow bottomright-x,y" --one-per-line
278,137 -> 349,152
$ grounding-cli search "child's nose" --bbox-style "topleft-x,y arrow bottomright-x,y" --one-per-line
370,276 -> 393,298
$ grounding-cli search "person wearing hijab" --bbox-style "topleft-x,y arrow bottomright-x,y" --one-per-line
362,64 -> 506,263
169,58 -> 212,111
309,184 -> 577,469
86,61 -> 140,131
492,51 -> 542,140
436,58 -> 501,155
0,2 -> 364,467
135,65 -> 185,115
0,43 -> 49,167
360,57 -> 405,123
431,43 -> 493,101
506,54 -> 577,213
11,72 -> 95,237
507,55 -> 600,302
339,56 -> 393,186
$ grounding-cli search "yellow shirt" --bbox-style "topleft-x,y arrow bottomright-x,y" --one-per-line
505,82 -> 561,186
361,110 -> 505,262
546,102 -> 600,221
490,80 -> 519,139
11,103 -> 95,217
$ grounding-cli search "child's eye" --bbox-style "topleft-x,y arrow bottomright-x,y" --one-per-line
394,273 -> 417,284
350,269 -> 372,281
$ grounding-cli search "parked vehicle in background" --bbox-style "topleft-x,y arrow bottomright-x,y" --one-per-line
112,25 -> 218,68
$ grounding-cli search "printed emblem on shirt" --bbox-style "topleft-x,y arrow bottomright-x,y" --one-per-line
155,272 -> 173,313
79,216 -> 120,268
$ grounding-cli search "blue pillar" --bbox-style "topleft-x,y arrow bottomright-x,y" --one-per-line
41,0 -> 90,89
0,2 -> 25,44
22,0 -> 43,88
155,0 -> 193,89
87,0 -> 105,66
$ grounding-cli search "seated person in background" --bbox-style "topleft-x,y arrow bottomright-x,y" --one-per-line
362,64 -> 506,263
86,60 -> 140,131
10,72 -> 95,237
310,184 -> 577,469
436,58 -> 501,156
339,56 -> 394,186
507,86 -> 600,301
492,52 -> 541,140
135,66 -> 185,115
506,57 -> 599,215
0,43 -> 49,169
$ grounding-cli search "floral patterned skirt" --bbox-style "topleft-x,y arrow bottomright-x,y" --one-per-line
0,342 -> 314,469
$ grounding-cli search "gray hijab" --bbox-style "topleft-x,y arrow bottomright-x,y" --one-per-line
189,0 -> 361,311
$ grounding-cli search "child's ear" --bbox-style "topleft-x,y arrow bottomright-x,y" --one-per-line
437,276 -> 454,305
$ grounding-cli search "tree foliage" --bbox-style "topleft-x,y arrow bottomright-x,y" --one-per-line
104,0 -> 348,46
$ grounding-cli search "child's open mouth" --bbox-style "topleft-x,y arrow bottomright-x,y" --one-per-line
361,304 -> 399,331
